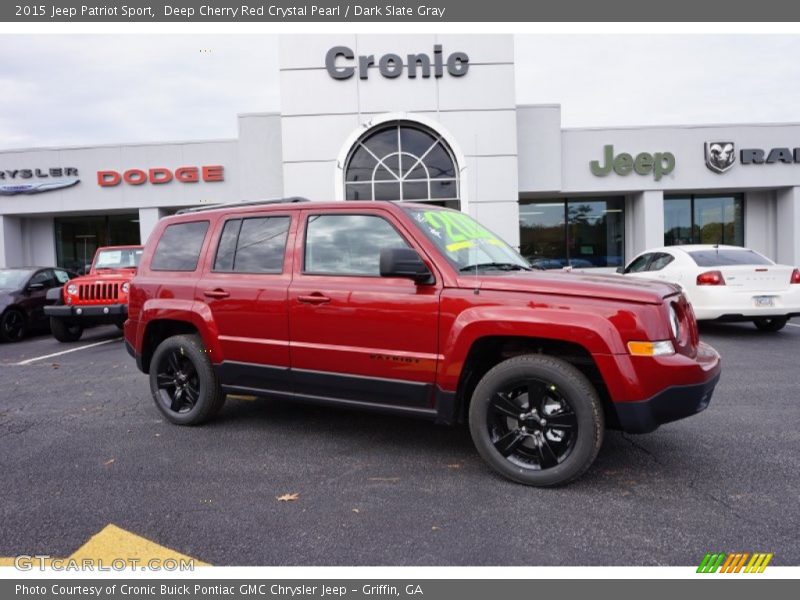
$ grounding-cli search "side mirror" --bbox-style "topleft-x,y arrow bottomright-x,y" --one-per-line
27,282 -> 45,291
616,266 -> 625,274
380,248 -> 434,285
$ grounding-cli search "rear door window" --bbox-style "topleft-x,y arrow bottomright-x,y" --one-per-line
151,221 -> 210,271
213,216 -> 290,274
689,249 -> 772,267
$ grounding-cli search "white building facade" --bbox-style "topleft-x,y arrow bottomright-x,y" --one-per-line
1,34 -> 799,272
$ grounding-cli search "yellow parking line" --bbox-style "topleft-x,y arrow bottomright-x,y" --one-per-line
227,394 -> 257,402
71,524 -> 209,565
0,523 -> 209,568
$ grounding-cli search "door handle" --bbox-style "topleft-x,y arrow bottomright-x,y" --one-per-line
297,293 -> 331,305
203,288 -> 230,299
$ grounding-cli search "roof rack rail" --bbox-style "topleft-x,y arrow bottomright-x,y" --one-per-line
176,197 -> 311,215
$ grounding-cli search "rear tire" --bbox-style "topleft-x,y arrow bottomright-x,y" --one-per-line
468,354 -> 604,487
753,317 -> 788,332
149,334 -> 225,425
50,317 -> 83,343
0,309 -> 26,343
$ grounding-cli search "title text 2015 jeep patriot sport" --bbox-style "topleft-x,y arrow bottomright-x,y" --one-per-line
124,199 -> 721,486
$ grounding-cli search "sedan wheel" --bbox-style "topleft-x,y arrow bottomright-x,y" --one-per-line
753,317 -> 788,332
0,309 -> 26,343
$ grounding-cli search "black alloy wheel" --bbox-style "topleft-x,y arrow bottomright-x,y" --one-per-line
488,379 -> 578,470
149,334 -> 225,425
155,349 -> 202,415
469,354 -> 604,487
0,309 -> 26,343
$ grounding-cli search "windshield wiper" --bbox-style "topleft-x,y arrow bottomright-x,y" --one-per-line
459,262 -> 531,272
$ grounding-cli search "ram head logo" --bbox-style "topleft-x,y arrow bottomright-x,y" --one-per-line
705,142 -> 736,174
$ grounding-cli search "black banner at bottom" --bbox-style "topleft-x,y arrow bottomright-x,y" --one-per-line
3,579 -> 796,600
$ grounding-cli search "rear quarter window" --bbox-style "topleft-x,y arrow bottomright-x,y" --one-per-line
689,249 -> 772,267
151,221 -> 210,271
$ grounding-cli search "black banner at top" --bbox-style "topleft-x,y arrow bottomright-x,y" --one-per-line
4,0 -> 800,22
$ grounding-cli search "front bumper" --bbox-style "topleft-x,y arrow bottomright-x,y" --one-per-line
614,371 -> 720,434
45,303 -> 128,322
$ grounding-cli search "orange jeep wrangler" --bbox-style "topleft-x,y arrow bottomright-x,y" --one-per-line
45,245 -> 143,342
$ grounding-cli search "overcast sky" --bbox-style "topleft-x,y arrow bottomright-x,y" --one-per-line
1,34 -> 800,151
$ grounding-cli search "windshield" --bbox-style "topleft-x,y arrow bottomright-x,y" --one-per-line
689,249 -> 773,267
0,269 -> 33,289
93,248 -> 142,270
404,207 -> 530,272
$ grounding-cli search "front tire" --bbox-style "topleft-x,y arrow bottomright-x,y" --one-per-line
49,317 -> 83,343
0,309 -> 26,343
149,334 -> 225,425
753,317 -> 788,332
468,354 -> 604,487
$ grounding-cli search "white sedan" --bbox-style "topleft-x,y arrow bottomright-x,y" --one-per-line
619,244 -> 800,331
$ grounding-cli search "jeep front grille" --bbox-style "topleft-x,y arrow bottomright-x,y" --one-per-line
78,283 -> 120,302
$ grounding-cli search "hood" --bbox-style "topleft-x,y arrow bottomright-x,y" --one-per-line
457,270 -> 679,304
83,269 -> 136,280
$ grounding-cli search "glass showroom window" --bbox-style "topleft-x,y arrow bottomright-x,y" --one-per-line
344,122 -> 460,210
664,195 -> 743,246
518,197 -> 625,269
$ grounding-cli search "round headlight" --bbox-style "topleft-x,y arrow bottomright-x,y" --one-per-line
122,282 -> 130,294
67,283 -> 78,295
669,304 -> 681,340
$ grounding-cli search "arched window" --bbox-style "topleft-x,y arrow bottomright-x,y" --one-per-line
343,121 -> 460,209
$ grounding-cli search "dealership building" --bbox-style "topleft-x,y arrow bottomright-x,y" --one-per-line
2,34 -> 800,272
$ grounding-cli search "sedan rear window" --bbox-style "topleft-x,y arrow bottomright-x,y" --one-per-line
688,249 -> 772,267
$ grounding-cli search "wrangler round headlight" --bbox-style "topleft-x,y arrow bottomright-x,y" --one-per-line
67,283 -> 78,295
122,282 -> 130,294
669,304 -> 681,340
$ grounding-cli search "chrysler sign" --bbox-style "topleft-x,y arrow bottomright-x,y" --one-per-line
0,167 -> 80,195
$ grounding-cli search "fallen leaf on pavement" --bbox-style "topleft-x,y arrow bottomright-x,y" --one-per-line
368,477 -> 400,482
103,458 -> 115,466
277,493 -> 300,502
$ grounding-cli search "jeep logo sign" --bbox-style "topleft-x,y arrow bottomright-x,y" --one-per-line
590,145 -> 675,181
325,45 -> 469,80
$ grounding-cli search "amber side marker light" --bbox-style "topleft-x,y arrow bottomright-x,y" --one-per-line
627,340 -> 675,357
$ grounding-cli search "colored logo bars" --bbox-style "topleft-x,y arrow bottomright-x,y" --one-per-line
697,552 -> 773,573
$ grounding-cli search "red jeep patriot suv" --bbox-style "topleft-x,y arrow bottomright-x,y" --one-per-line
125,199 -> 721,486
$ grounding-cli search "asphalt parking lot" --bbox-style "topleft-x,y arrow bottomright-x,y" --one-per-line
0,322 -> 798,566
